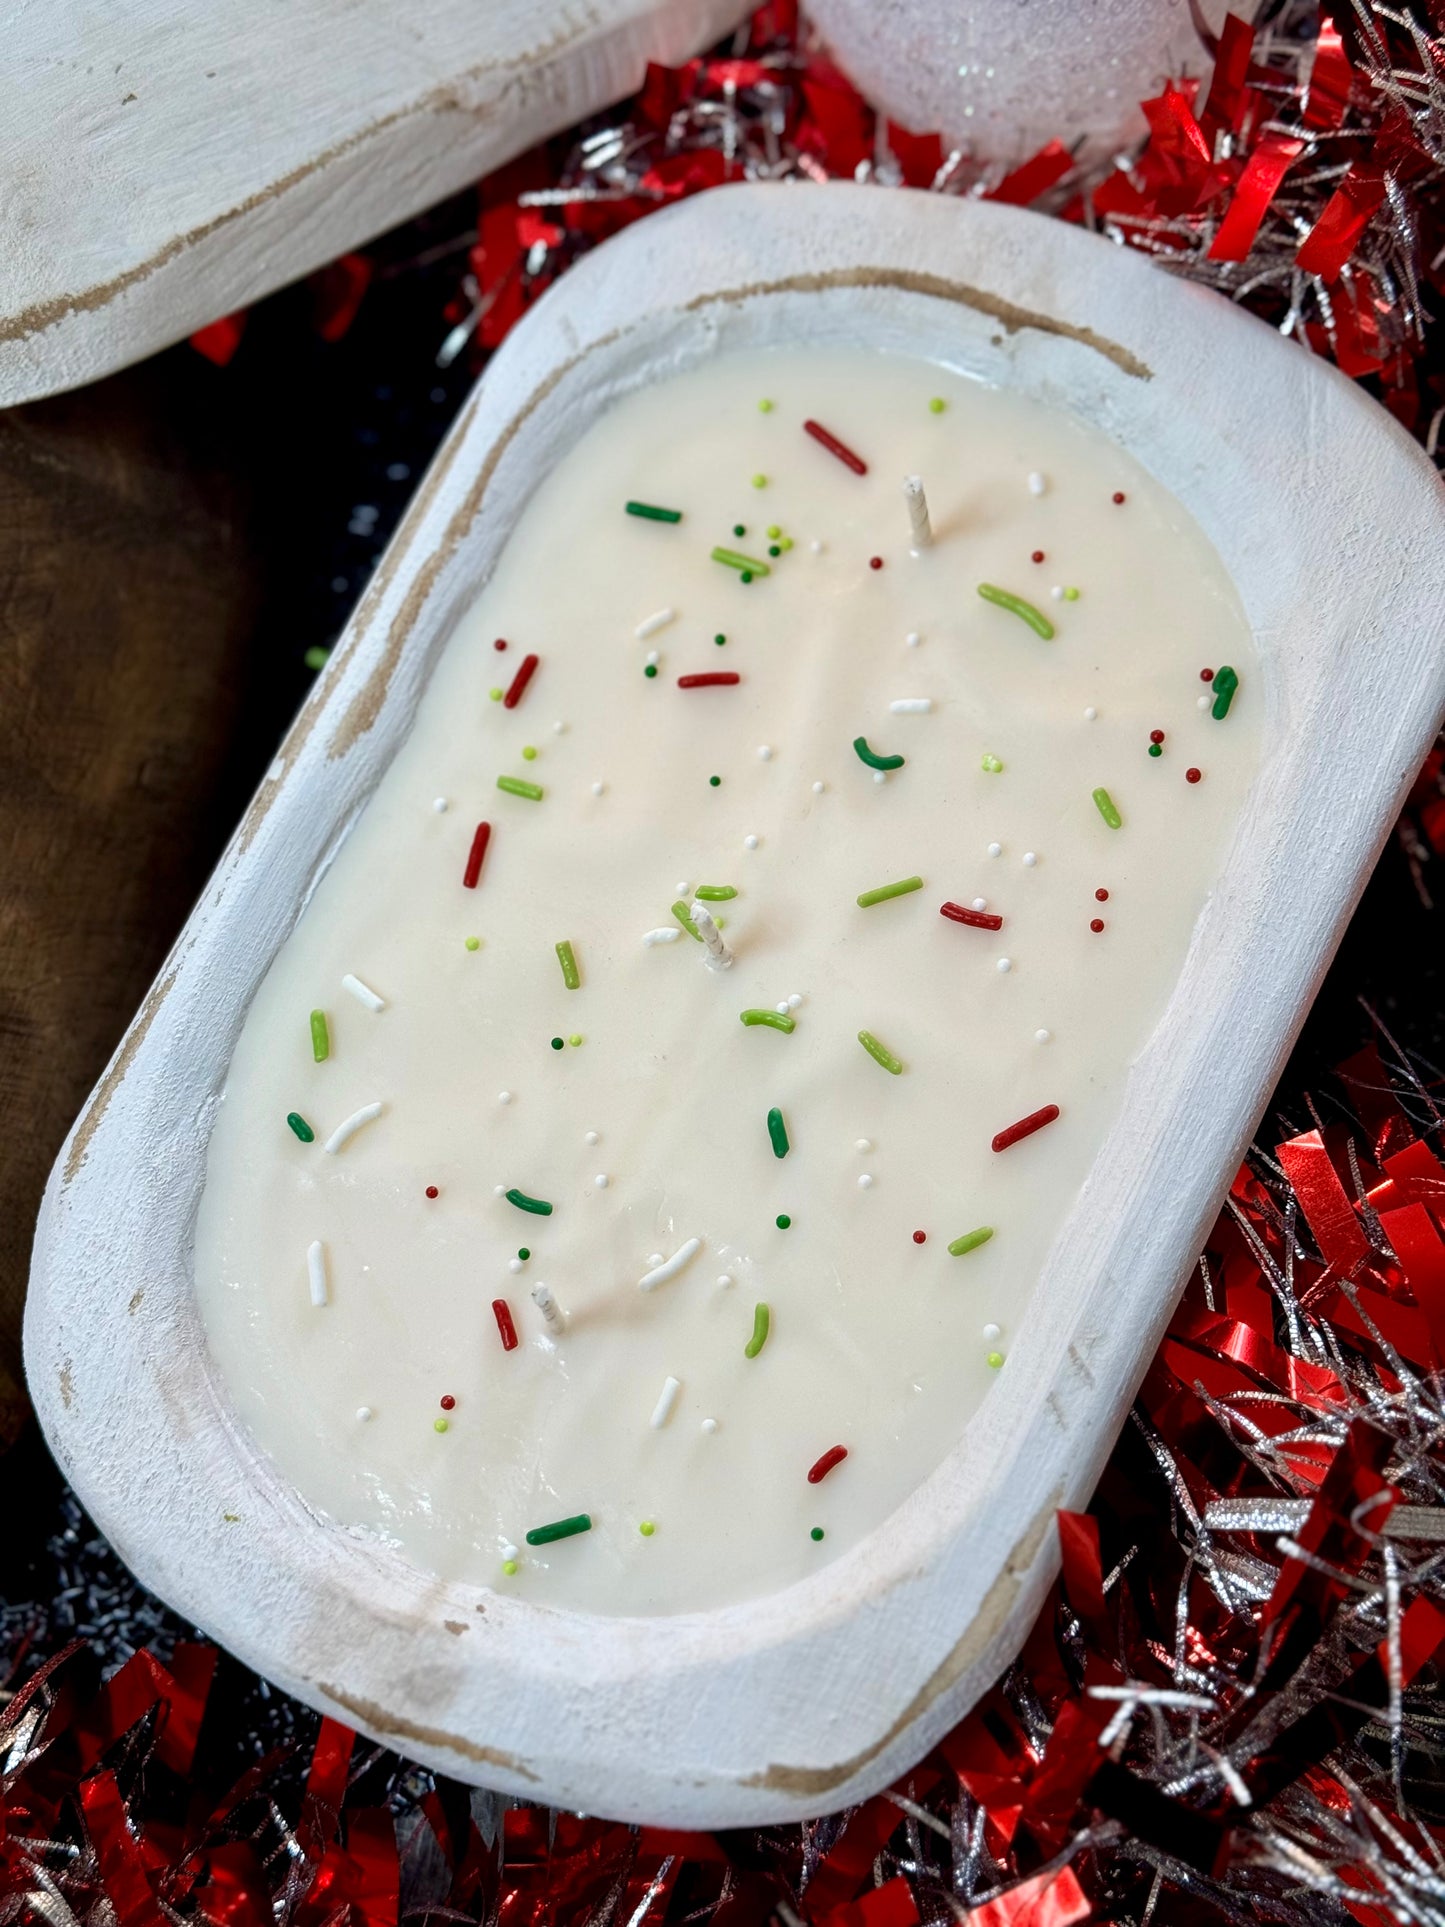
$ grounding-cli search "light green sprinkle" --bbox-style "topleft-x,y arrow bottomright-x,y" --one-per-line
521,744 -> 538,761
503,1559 -> 519,1575
857,875 -> 923,908
977,583 -> 1055,640
526,1513 -> 592,1546
286,1112 -> 315,1143
671,900 -> 702,940
929,397 -> 946,413
858,1030 -> 903,1075
309,1010 -> 330,1063
766,524 -> 781,538
568,1033 -> 582,1047
639,1519 -> 656,1537
555,939 -> 579,989
740,1008 -> 795,1033
981,754 -> 1005,774
853,736 -> 905,772
694,883 -> 737,901
303,645 -> 330,671
1092,787 -> 1122,829
758,399 -> 773,412
434,1418 -> 449,1433
498,775 -> 544,801
767,1106 -> 790,1159
987,1350 -> 1005,1369
489,687 -> 504,702
779,536 -> 793,551
751,473 -> 767,488
712,545 -> 770,576
505,1187 -> 553,1216
948,1227 -> 995,1257
465,936 -> 480,951
1063,586 -> 1080,601
745,1302 -> 771,1357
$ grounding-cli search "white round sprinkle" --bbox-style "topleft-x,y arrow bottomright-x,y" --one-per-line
972,897 -> 988,912
744,834 -> 759,850
498,1091 -> 513,1106
432,797 -> 449,813
982,1322 -> 1001,1342
858,1173 -> 874,1189
1084,707 -> 1098,721
552,720 -> 566,734
788,994 -> 802,1010
905,631 -> 921,648
776,1001 -> 790,1015
508,1257 -> 524,1274
1050,585 -> 1064,601
988,842 -> 1002,858
591,780 -> 606,796
584,1130 -> 599,1145
757,745 -> 773,761
645,648 -> 660,667
1035,1028 -> 1051,1043
874,770 -> 887,784
809,538 -> 824,554
648,1253 -> 664,1268
1198,694 -> 1212,711
702,1417 -> 719,1434
812,780 -> 825,794
357,1406 -> 373,1422
997,958 -> 1012,974
1028,471 -> 1046,495
716,1273 -> 733,1289
502,1542 -> 519,1561
676,880 -> 691,896
856,1138 -> 872,1152
1022,851 -> 1037,868
494,1184 -> 506,1196
594,1174 -> 609,1190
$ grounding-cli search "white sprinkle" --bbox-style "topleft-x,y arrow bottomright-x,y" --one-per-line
1198,694 -> 1212,711
889,698 -> 932,715
594,1174 -> 609,1190
873,770 -> 888,784
856,1138 -> 872,1152
342,973 -> 385,1012
648,1253 -> 663,1268
552,720 -> 566,734
972,897 -> 988,912
1028,471 -> 1046,495
903,474 -> 932,551
1084,706 -> 1098,721
508,1257 -> 524,1274
498,1091 -> 513,1105
758,745 -> 774,761
787,993 -> 803,1010
643,926 -> 681,946
532,1283 -> 566,1332
716,1273 -> 733,1289
323,1101 -> 383,1156
639,1236 -> 702,1292
809,538 -> 824,554
306,1240 -> 329,1306
997,958 -> 1012,974
1036,1028 -> 1051,1043
744,834 -> 759,850
905,630 -> 921,647
356,1405 -> 372,1422
584,1130 -> 600,1145
812,780 -> 825,794
690,900 -> 733,971
676,880 -> 691,896
635,607 -> 676,640
701,1417 -> 719,1434
432,797 -> 449,813
495,1184 -> 507,1197
649,1375 -> 682,1429
645,648 -> 660,666
858,1173 -> 874,1189
592,780 -> 606,796
983,1322 -> 1001,1341
501,1542 -> 519,1561
988,842 -> 1002,858
1022,851 -> 1038,868
776,1001 -> 790,1015
1050,585 -> 1064,601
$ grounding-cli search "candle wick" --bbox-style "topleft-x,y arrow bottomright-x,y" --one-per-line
690,899 -> 734,971
904,474 -> 932,552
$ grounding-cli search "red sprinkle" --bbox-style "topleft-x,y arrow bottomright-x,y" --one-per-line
439,1394 -> 455,1410
992,1104 -> 1061,1153
1112,491 -> 1126,504
1031,550 -> 1045,563
492,1299 -> 519,1352
425,1185 -> 439,1199
503,652 -> 539,709
868,555 -> 884,570
1090,919 -> 1105,933
1095,888 -> 1109,902
463,821 -> 491,890
1186,767 -> 1202,784
677,672 -> 741,689
912,1230 -> 927,1245
940,901 -> 1004,931
1200,668 -> 1215,682
803,418 -> 868,475
1149,729 -> 1165,744
807,1444 -> 849,1484
493,638 -> 508,652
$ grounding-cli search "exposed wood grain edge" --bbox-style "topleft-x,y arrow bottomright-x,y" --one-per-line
316,1684 -> 540,1779
62,969 -> 178,1183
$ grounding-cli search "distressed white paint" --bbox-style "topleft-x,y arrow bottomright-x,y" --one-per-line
26,185 -> 1445,1826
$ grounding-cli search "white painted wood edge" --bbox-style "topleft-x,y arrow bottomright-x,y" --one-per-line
0,0 -> 747,405
25,183 -> 1445,1825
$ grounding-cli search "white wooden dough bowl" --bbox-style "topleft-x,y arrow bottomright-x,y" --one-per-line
26,183 -> 1445,1825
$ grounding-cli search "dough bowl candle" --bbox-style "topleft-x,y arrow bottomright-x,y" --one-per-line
197,348 -> 1260,1615
29,185 -> 1445,1823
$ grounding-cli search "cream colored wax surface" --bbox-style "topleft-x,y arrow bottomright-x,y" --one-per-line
195,348 -> 1260,1615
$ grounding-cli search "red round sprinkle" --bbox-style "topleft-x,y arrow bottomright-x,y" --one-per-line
868,556 -> 884,570
1149,729 -> 1165,744
912,1230 -> 927,1245
807,1444 -> 849,1484
493,638 -> 508,651
1095,887 -> 1109,902
1112,491 -> 1126,504
1186,767 -> 1202,784
1031,549 -> 1045,563
1200,668 -> 1215,682
439,1395 -> 455,1410
425,1185 -> 439,1199
1090,918 -> 1105,933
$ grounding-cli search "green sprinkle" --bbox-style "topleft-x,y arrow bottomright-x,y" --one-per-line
758,399 -> 773,412
858,1030 -> 903,1075
712,545 -> 770,576
625,501 -> 682,523
948,1226 -> 995,1257
709,774 -> 722,786
740,572 -> 753,584
555,939 -> 580,989
694,883 -> 737,901
503,1559 -> 519,1575
639,1520 -> 655,1537
525,1513 -> 592,1546
1212,665 -> 1239,719
465,935 -> 480,951
714,632 -> 727,646
751,474 -> 767,489
987,1350 -> 1005,1369
522,744 -> 538,761
767,1106 -> 790,1159
768,545 -> 781,557
981,753 -> 1004,774
740,1008 -> 795,1033
776,1213 -> 791,1229
929,397 -> 946,414
745,1303 -> 771,1357
672,900 -> 702,940
568,1032 -> 582,1046
434,1418 -> 449,1433
853,736 -> 905,772
976,583 -> 1056,640
644,664 -> 658,678
286,1112 -> 315,1143
1092,787 -> 1123,829
1148,742 -> 1163,758
811,1526 -> 826,1541
857,875 -> 923,908
1063,586 -> 1080,602
309,1010 -> 330,1062
551,1036 -> 564,1050
303,645 -> 330,671
518,1248 -> 530,1261
498,775 -> 544,801
733,524 -> 746,537
489,687 -> 504,702
505,1187 -> 553,1216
